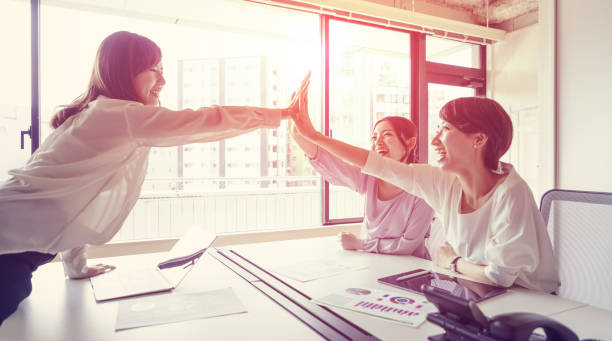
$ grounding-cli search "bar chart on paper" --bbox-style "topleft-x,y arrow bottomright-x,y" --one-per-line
314,287 -> 437,327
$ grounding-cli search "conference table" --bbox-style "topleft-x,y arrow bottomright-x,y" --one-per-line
1,236 -> 609,341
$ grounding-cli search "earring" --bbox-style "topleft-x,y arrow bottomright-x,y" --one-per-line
490,161 -> 505,175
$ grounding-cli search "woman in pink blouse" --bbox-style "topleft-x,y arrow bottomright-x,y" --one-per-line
292,116 -> 434,258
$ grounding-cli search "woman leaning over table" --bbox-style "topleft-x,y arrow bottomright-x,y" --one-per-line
291,93 -> 559,293
0,30 -> 310,324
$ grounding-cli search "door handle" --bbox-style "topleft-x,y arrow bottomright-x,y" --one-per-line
20,126 -> 31,150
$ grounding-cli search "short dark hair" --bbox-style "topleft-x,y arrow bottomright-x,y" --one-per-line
373,116 -> 418,164
439,97 -> 513,170
51,31 -> 162,129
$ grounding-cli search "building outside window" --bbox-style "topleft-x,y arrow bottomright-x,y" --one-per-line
4,0 -> 493,241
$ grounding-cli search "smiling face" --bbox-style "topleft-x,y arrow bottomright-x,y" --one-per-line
437,97 -> 513,172
431,120 -> 480,172
370,120 -> 407,162
133,61 -> 165,106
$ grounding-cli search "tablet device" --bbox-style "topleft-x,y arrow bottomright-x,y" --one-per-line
378,268 -> 507,303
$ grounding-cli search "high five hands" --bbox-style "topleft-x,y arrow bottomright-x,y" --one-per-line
283,71 -> 311,119
284,71 -> 320,141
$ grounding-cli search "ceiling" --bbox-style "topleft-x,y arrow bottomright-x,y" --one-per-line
377,0 -> 539,30
431,0 -> 538,25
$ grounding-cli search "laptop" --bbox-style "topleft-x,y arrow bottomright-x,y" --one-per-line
90,227 -> 216,301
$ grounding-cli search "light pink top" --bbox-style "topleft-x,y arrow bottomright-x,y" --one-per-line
0,96 -> 282,276
310,148 -> 434,258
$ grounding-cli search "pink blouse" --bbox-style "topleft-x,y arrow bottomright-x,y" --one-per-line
310,148 -> 434,259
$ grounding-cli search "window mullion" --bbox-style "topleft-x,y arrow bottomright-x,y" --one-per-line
30,0 -> 41,153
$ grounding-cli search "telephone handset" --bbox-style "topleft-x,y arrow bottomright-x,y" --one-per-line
422,284 -> 579,341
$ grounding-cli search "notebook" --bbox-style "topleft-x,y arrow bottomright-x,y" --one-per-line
90,227 -> 216,301
377,268 -> 507,303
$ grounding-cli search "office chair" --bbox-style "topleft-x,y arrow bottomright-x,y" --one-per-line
540,189 -> 612,311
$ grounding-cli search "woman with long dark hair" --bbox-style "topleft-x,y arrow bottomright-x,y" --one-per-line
0,31 -> 309,323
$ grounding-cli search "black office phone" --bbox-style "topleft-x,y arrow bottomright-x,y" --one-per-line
422,285 -> 580,341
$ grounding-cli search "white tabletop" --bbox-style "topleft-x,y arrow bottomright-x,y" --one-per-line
549,305 -> 612,340
229,236 -> 591,340
0,252 -> 322,341
0,235 -> 604,341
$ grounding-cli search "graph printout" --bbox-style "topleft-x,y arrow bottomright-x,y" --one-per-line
314,287 -> 437,327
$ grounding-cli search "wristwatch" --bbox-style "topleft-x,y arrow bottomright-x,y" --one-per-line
449,256 -> 461,273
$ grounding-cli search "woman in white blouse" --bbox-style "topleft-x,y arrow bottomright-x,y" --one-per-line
0,31 -> 308,323
291,93 -> 559,293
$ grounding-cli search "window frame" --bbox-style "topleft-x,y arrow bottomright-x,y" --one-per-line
28,0 -> 41,154
321,17 -> 486,224
322,15 -> 417,225
417,44 -> 487,164
23,0 -> 487,230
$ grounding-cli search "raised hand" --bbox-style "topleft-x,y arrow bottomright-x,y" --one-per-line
291,81 -> 319,140
283,71 -> 311,119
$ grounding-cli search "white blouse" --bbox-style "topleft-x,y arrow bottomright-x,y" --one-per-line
362,151 -> 560,293
0,96 -> 281,276
309,148 -> 433,258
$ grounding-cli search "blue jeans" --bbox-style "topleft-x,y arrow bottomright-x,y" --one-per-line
0,251 -> 55,325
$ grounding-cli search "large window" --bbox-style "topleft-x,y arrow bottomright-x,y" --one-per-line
425,37 -> 484,164
40,0 -> 321,240
6,0 -> 488,242
427,84 -> 475,164
0,0 -> 31,181
426,35 -> 480,68
328,20 -> 411,221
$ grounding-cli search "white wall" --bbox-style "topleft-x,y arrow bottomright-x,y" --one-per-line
557,0 -> 612,192
488,22 -> 553,201
489,25 -> 539,108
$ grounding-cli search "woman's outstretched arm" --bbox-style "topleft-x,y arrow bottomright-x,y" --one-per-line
291,91 -> 369,168
291,125 -> 318,158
